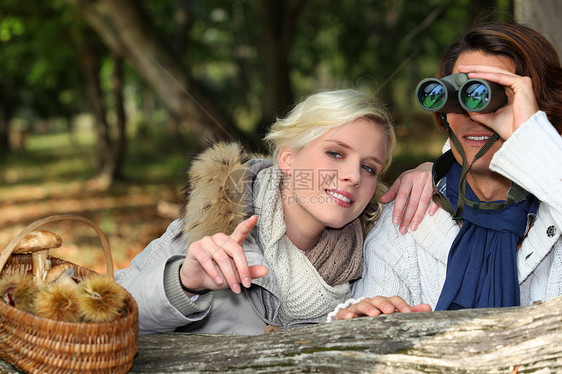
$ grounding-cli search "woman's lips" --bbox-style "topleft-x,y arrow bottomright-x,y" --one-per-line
463,133 -> 493,146
325,189 -> 353,207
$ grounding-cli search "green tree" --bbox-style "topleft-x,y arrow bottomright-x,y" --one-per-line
0,1 -> 86,154
2,0 -> 516,166
0,1 -> 133,185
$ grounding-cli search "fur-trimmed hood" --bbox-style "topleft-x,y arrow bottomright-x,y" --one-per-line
180,142 -> 271,244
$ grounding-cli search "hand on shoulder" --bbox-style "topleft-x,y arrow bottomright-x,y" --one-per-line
381,162 -> 439,234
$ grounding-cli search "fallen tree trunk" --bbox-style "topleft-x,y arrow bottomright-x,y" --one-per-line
1,296 -> 561,373
130,295 -> 562,373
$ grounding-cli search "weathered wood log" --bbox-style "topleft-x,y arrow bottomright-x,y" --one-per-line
131,295 -> 562,373
1,295 -> 561,373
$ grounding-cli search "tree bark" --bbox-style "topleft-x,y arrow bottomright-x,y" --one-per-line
256,0 -> 301,134
0,82 -> 17,155
69,0 -> 248,145
112,55 -> 127,181
514,0 -> 562,57
126,295 -> 562,373
79,32 -> 114,184
172,0 -> 194,58
0,106 -> 9,156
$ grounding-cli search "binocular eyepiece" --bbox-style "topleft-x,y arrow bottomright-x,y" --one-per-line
415,73 -> 506,113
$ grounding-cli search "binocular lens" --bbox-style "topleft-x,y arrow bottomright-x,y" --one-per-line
461,82 -> 489,111
415,73 -> 506,113
419,82 -> 445,110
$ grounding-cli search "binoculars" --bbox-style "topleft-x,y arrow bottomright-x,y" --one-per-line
415,73 -> 506,113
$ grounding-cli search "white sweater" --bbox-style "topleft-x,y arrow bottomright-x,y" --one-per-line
350,111 -> 562,310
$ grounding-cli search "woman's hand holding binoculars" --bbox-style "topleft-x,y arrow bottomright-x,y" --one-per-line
457,64 -> 539,140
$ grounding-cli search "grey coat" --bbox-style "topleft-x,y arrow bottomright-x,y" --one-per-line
115,143 -> 327,335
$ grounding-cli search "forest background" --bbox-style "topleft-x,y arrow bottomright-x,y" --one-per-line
1,0 -> 560,273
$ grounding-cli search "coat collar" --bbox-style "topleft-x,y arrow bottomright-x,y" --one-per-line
180,142 -> 271,245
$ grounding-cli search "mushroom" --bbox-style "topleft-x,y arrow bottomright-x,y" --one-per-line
13,230 -> 62,281
45,264 -> 77,287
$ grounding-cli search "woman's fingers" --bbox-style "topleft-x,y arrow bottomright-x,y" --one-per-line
383,162 -> 435,233
411,303 -> 432,312
374,296 -> 413,314
335,296 -> 429,321
209,240 -> 246,292
399,174 -> 434,233
380,177 -> 401,203
458,64 -> 539,136
204,233 -> 251,292
250,264 -> 269,278
222,215 -> 259,288
428,201 -> 440,216
231,215 -> 258,246
184,215 -> 263,293
186,238 -> 225,287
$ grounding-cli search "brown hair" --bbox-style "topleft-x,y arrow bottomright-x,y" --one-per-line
434,22 -> 562,134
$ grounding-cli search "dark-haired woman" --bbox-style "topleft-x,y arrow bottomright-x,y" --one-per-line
331,21 -> 562,320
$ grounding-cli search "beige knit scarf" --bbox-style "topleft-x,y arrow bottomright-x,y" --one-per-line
251,166 -> 363,323
306,222 -> 363,286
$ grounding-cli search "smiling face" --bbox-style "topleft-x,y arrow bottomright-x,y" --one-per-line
278,117 -> 387,242
446,51 -> 515,174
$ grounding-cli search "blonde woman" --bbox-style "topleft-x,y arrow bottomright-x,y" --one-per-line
116,89 -> 430,334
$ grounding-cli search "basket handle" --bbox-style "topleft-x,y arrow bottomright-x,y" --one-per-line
0,214 -> 114,278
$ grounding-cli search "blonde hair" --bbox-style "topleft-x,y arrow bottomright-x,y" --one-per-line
263,89 -> 396,229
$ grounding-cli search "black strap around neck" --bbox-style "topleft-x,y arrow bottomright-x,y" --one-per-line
433,114 -> 530,221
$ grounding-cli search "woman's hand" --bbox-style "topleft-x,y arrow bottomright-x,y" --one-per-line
381,162 -> 439,234
180,215 -> 269,295
335,296 -> 432,320
458,65 -> 539,140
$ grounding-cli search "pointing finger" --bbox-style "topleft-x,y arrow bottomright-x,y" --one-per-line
230,215 -> 258,246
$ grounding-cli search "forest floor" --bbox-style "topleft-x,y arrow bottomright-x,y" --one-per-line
0,124 -> 445,273
0,131 -> 186,273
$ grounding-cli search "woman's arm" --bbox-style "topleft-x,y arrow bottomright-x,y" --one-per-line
115,217 -> 269,334
115,220 -> 212,334
490,111 -> 562,226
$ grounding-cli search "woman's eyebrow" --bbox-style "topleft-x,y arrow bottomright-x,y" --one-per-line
324,139 -> 383,165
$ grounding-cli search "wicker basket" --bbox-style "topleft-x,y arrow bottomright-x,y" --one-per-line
0,214 -> 138,374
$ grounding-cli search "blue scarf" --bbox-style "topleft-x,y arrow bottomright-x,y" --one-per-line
435,161 -> 538,310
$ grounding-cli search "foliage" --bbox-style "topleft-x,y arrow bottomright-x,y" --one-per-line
0,0 -> 510,250
138,0 -> 513,132
0,0 -> 514,141
0,1 -> 86,123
